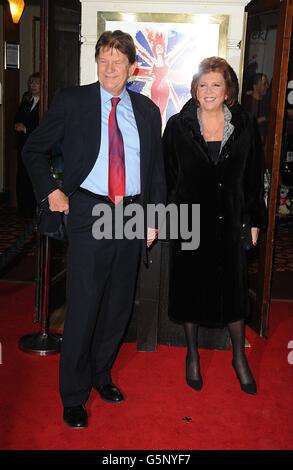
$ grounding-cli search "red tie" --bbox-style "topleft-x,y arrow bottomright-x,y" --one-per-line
108,97 -> 125,204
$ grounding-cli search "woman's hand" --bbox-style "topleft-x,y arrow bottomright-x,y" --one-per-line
147,227 -> 158,248
251,227 -> 260,246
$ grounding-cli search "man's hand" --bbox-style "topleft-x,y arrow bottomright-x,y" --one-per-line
14,122 -> 26,133
147,227 -> 158,248
48,189 -> 69,214
251,227 -> 259,246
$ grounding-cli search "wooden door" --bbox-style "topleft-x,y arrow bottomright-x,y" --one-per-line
241,0 -> 293,336
40,0 -> 81,114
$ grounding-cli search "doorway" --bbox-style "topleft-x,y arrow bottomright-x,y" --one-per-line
0,0 -> 41,283
241,0 -> 293,337
272,36 -> 293,301
0,0 -> 81,288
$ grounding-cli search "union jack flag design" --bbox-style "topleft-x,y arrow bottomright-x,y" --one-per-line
127,28 -> 197,127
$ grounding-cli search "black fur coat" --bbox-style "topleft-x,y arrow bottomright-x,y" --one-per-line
162,98 -> 266,327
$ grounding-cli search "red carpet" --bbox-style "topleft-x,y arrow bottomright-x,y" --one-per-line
0,281 -> 292,450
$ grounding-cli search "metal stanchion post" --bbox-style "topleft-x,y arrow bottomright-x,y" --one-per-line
34,228 -> 43,323
18,234 -> 62,355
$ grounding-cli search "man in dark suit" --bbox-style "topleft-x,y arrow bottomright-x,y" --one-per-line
22,30 -> 166,428
14,72 -> 40,217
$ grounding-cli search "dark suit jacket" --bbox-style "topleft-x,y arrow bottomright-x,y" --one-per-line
22,82 -> 166,260
15,93 -> 39,150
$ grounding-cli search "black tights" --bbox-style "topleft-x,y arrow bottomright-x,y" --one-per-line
184,322 -> 201,381
228,319 -> 255,384
184,319 -> 255,384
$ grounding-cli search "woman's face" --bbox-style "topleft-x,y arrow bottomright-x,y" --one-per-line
196,71 -> 227,112
30,78 -> 40,96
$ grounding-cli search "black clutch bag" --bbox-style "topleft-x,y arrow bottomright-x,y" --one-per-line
240,219 -> 253,251
37,160 -> 68,240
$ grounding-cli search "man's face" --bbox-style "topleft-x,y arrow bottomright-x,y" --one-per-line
97,46 -> 136,96
30,78 -> 40,96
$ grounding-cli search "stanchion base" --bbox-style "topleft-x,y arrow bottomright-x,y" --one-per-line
18,333 -> 62,356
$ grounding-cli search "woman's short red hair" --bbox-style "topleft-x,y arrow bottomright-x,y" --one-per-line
191,56 -> 239,107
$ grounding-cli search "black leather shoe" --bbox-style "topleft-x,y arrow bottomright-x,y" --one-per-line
96,383 -> 124,403
63,405 -> 88,428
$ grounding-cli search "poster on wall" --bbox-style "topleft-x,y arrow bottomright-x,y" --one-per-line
97,12 -> 228,127
4,42 -> 20,69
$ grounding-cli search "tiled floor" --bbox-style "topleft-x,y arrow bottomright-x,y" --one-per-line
0,204 -> 36,257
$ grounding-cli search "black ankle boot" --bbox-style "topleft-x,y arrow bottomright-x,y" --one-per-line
186,356 -> 203,391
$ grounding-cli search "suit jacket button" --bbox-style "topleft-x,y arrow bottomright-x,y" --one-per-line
218,215 -> 223,220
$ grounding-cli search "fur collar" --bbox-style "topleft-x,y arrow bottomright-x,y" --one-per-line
179,98 -> 249,139
197,104 -> 234,152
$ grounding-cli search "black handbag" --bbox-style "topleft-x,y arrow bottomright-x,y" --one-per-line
240,218 -> 253,251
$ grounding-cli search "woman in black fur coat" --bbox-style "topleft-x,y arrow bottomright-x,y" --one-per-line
162,57 -> 266,395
